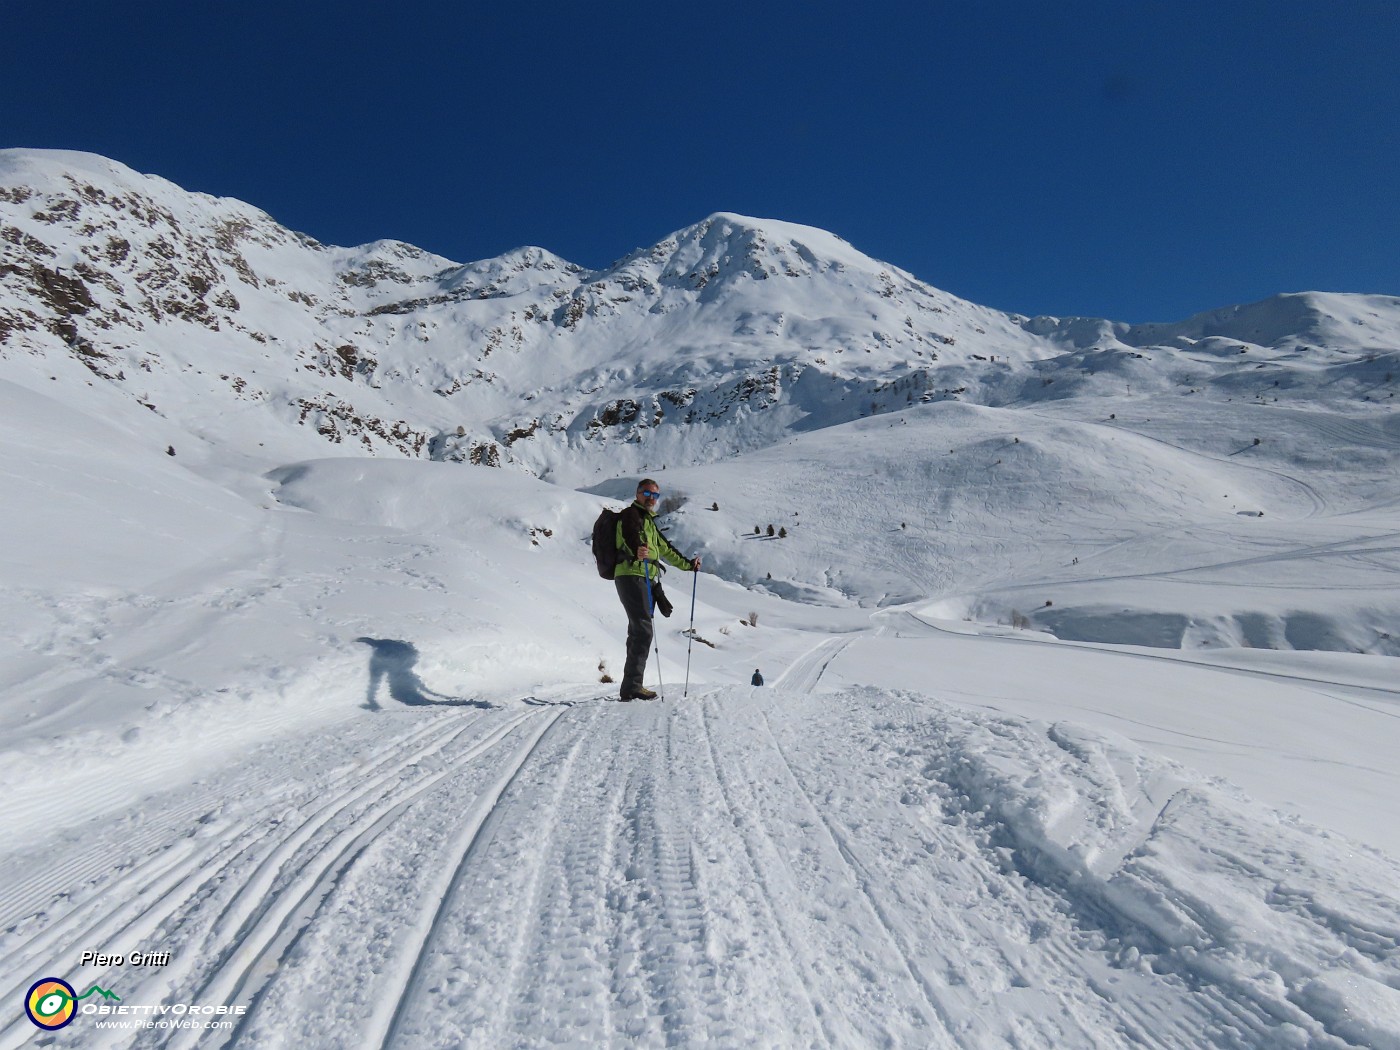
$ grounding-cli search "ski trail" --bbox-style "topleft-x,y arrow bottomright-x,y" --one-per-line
0,712 -> 469,1047
170,711 -> 542,1050
370,706 -> 568,1050
376,698 -> 741,1047
772,634 -> 855,694
689,695 -> 836,1047
7,683 -> 1395,1048
608,704 -> 731,1045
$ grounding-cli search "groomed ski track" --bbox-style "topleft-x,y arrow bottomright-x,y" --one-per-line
7,626 -> 1385,1049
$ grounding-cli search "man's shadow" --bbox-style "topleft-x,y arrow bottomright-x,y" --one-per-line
355,638 -> 494,711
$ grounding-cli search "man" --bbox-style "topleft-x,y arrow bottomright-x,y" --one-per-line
751,669 -> 764,686
614,479 -> 701,701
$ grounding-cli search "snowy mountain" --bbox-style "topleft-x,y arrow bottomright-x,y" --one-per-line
3,150 -> 1400,1048
4,148 -> 1397,648
6,149 -> 1394,480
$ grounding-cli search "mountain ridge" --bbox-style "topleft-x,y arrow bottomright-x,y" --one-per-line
2,149 -> 1396,486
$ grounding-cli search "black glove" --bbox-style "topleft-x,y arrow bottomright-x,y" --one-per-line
654,586 -> 673,618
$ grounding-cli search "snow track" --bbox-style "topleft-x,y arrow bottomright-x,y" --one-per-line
3,685 -> 1399,1049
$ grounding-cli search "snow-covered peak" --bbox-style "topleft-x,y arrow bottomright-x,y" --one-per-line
1022,290 -> 1400,355
335,238 -> 455,272
433,245 -> 588,299
0,147 -> 291,241
597,211 -> 908,294
0,148 -> 174,194
1124,290 -> 1400,350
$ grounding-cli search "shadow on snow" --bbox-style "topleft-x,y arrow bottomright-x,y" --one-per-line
355,637 -> 495,711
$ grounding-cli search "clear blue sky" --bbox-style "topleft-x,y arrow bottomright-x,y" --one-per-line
4,1 -> 1398,322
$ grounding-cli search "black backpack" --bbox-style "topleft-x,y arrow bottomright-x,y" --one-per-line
591,506 -> 624,579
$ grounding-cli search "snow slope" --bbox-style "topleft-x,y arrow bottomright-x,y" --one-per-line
2,151 -> 1399,1048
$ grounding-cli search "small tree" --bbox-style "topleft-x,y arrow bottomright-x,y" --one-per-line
754,525 -> 761,535
778,527 -> 787,538
766,524 -> 775,537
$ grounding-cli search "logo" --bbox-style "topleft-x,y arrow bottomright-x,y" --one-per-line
24,978 -> 120,1030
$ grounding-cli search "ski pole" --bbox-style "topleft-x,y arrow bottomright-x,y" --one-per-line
683,568 -> 698,697
644,560 -> 665,700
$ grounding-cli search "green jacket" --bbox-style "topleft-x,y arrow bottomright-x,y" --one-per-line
614,502 -> 692,581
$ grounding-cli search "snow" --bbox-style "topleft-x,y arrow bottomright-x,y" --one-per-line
2,151 -> 1399,1048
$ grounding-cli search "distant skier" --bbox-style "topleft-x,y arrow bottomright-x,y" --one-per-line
751,669 -> 764,687
613,479 -> 700,701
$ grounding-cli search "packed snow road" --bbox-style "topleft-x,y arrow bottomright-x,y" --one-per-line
5,645 -> 1398,1049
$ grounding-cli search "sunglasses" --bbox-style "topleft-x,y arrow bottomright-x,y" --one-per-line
639,490 -> 660,499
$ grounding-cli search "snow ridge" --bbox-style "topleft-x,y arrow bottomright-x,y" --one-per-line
5,149 -> 1395,481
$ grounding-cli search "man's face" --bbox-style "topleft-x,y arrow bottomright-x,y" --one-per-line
637,484 -> 660,507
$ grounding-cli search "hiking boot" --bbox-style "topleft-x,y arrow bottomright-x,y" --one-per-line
620,686 -> 658,701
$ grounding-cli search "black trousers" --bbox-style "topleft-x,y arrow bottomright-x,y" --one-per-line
614,575 -> 654,694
